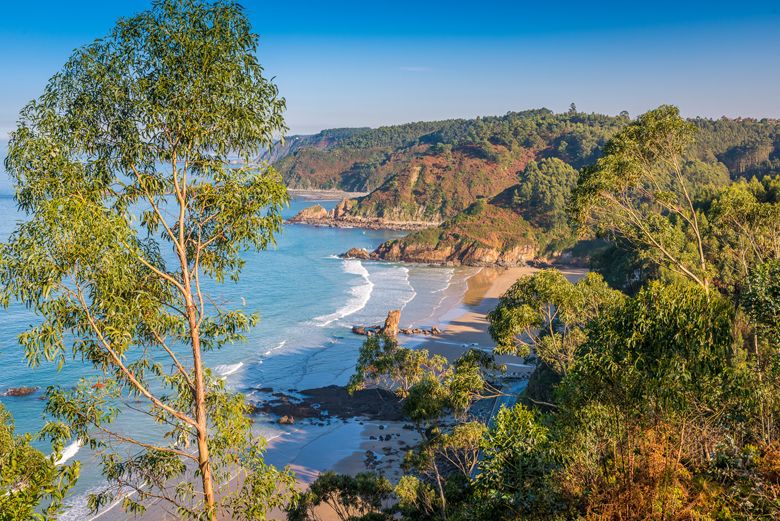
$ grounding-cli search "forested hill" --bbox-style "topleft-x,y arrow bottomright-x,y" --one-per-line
275,110 -> 780,217
278,109 -> 780,265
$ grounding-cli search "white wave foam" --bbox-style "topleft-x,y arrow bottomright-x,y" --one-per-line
214,362 -> 244,377
313,259 -> 374,327
264,340 -> 286,356
398,266 -> 417,312
55,440 -> 82,466
433,268 -> 455,293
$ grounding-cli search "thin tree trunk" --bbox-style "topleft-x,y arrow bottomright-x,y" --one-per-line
187,295 -> 216,519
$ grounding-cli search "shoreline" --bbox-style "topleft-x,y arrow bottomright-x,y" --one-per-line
287,188 -> 368,200
324,265 -> 589,483
320,266 -> 541,486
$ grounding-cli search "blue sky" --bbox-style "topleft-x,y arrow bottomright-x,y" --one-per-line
0,1 -> 779,136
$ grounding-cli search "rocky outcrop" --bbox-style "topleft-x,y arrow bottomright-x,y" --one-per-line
372,238 -> 537,267
288,204 -> 330,222
288,198 -> 437,231
382,310 -> 400,339
2,386 -> 39,397
340,248 -> 371,260
255,385 -> 405,422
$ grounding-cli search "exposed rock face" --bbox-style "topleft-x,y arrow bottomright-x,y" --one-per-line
332,198 -> 355,219
382,310 -> 400,339
255,385 -> 405,422
340,248 -> 371,260
287,199 -> 438,231
372,238 -> 537,267
287,204 -> 330,222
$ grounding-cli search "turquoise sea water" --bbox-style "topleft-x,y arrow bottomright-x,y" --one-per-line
0,142 -> 472,517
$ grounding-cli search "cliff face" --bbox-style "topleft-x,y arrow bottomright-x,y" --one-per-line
372,236 -> 537,266
288,198 -> 437,231
370,198 -> 539,266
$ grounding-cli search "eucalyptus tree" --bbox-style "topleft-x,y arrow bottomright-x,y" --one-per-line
571,105 -> 714,290
0,404 -> 78,520
1,0 -> 293,518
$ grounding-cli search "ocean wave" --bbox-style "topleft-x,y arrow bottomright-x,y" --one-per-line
312,259 -> 374,327
398,266 -> 417,312
433,268 -> 455,293
55,440 -> 82,466
264,340 -> 287,356
214,362 -> 244,377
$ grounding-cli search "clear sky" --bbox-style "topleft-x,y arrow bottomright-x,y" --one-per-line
0,0 -> 779,137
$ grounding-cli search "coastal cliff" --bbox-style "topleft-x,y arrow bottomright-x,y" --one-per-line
288,198 -> 439,231
278,110 -> 780,267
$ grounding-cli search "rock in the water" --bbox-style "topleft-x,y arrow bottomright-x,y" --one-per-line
288,204 -> 330,223
340,247 -> 370,260
2,386 -> 39,397
382,309 -> 401,339
278,415 -> 295,425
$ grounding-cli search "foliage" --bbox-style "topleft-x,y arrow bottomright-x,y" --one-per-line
512,158 -> 579,231
0,404 -> 79,520
350,336 -> 503,423
572,105 -> 714,290
347,335 -> 448,398
287,472 -> 393,521
1,0 -> 294,518
709,176 -> 780,292
474,404 -> 559,519
488,269 -> 623,375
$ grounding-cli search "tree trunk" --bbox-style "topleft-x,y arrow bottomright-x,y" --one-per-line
187,296 -> 216,519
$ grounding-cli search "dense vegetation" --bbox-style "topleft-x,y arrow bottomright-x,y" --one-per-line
277,108 -> 779,230
367,109 -> 778,264
293,106 -> 780,521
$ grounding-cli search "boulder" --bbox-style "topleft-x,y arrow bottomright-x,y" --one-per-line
288,204 -> 330,223
2,387 -> 39,397
332,198 -> 355,219
278,415 -> 295,425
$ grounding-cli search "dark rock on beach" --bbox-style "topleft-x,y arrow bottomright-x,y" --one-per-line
254,384 -> 404,423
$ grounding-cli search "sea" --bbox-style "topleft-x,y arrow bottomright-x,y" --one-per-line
0,142 -> 476,518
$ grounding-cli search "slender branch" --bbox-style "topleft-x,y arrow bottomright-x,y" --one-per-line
72,285 -> 198,429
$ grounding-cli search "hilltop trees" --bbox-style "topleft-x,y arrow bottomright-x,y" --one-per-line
1,0 -> 293,518
571,106 -> 714,290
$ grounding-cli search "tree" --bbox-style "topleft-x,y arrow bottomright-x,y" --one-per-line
288,472 -> 393,521
0,404 -> 79,520
475,404 -> 557,519
512,158 -> 579,232
488,269 -> 623,376
571,105 -> 713,290
401,421 -> 487,519
709,176 -> 780,292
348,335 -> 448,399
1,1 -> 293,518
